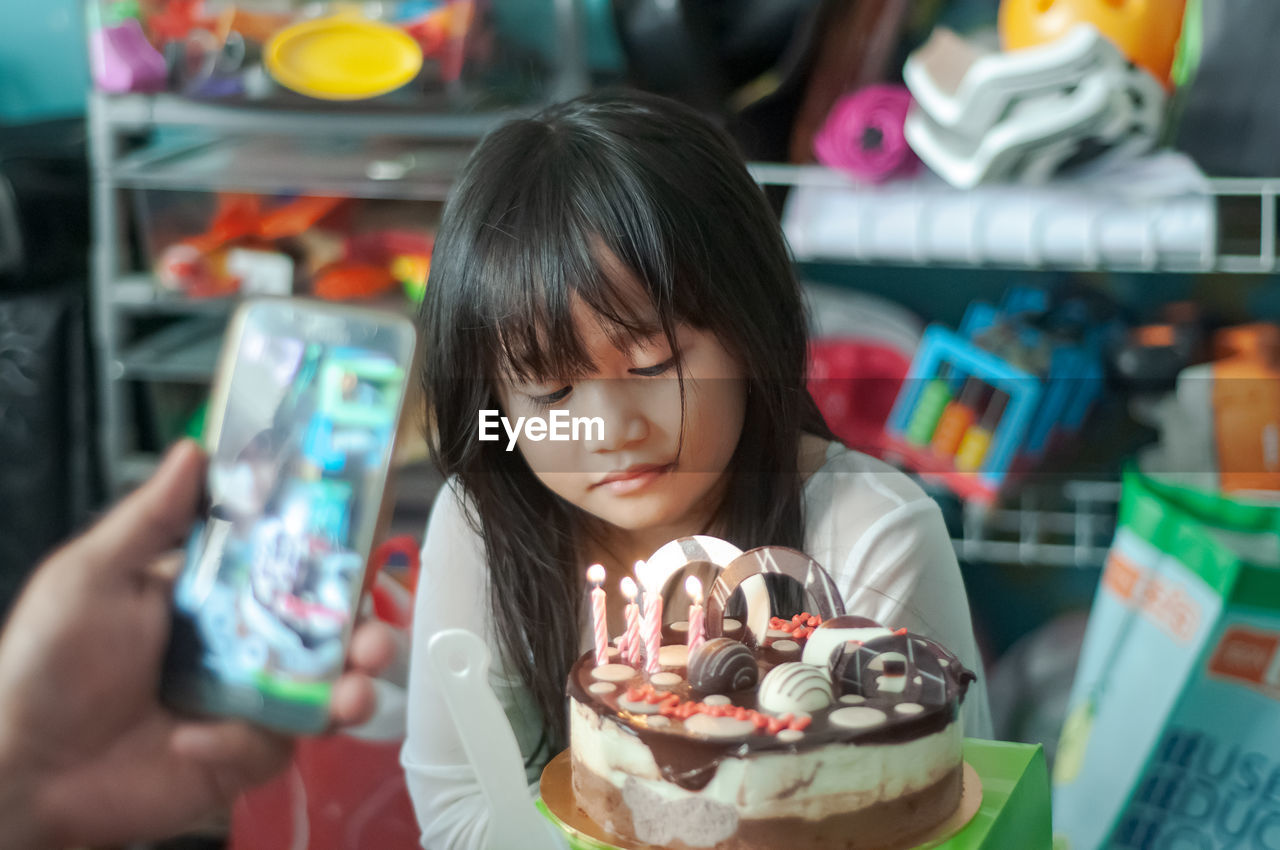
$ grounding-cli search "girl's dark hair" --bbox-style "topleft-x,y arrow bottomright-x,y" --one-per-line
418,90 -> 834,752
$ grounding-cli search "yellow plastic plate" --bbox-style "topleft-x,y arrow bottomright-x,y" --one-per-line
265,14 -> 424,101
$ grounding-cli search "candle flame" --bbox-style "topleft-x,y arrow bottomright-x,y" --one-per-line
620,576 -> 638,600
685,574 -> 703,604
633,559 -> 648,590
587,563 -> 606,585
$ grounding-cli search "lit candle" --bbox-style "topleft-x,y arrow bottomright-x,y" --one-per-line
685,575 -> 705,654
638,559 -> 663,674
620,576 -> 642,667
587,564 -> 609,667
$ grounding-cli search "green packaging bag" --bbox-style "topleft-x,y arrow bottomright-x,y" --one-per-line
1053,467 -> 1280,849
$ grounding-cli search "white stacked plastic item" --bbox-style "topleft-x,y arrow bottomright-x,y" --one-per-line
902,24 -> 1165,188
779,151 -> 1215,270
426,629 -> 569,850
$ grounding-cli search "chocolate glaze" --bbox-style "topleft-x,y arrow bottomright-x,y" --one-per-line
567,626 -> 974,792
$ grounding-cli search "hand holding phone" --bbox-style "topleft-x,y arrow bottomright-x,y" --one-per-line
162,298 -> 417,733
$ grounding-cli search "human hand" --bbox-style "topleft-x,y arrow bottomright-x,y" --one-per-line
0,440 -> 399,849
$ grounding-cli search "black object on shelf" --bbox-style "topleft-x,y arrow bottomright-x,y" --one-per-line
0,119 -> 95,617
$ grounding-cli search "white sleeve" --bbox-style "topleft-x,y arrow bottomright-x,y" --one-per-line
401,479 -> 537,850
831,497 -> 995,740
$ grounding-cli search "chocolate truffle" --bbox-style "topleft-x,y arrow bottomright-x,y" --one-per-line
687,637 -> 758,694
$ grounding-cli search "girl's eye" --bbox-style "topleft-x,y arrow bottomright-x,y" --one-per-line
530,386 -> 571,407
631,356 -> 678,378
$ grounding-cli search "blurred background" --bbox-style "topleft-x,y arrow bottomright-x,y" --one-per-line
2,1 -> 1278,848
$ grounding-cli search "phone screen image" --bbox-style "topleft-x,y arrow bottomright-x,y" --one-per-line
164,302 -> 413,730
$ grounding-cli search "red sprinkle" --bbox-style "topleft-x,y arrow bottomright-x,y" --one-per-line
767,717 -> 786,735
791,614 -> 804,625
806,615 -> 820,627
789,715 -> 812,732
733,706 -> 749,721
625,688 -> 645,702
895,627 -> 908,635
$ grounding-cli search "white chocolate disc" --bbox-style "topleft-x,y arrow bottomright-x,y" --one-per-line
684,713 -> 756,739
647,716 -> 671,728
702,694 -> 731,706
669,621 -> 689,633
895,702 -> 925,715
591,663 -> 637,683
650,672 -> 682,688
658,644 -> 689,667
867,651 -> 906,673
619,698 -> 664,715
723,618 -> 742,632
771,639 -> 800,654
876,673 -> 907,694
588,682 -> 616,695
830,706 -> 888,730
777,729 -> 805,744
801,626 -> 894,668
839,694 -> 867,705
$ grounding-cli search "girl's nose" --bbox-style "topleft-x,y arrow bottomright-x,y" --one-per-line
579,381 -> 649,452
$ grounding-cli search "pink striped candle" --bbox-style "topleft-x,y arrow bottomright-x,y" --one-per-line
587,564 -> 609,666
620,576 -> 642,667
685,575 -> 705,654
638,560 -> 663,674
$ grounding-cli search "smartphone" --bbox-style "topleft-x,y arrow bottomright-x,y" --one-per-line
161,298 -> 417,733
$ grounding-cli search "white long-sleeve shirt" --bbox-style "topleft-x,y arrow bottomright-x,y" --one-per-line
402,441 -> 993,850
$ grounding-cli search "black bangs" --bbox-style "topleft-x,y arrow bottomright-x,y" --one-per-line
445,109 -> 713,388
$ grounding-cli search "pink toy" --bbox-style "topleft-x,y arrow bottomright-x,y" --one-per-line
814,84 -> 919,183
90,18 -> 168,93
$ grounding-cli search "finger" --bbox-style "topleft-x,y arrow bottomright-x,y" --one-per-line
327,672 -> 377,730
170,719 -> 294,787
348,620 -> 401,676
84,440 -> 207,583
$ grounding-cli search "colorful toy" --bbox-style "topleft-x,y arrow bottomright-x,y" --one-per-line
265,12 -> 425,101
813,85 -> 920,184
89,18 -> 168,93
884,287 -> 1110,505
999,0 -> 1187,89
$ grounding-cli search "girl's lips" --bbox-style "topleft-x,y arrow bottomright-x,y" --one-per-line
594,464 -> 673,495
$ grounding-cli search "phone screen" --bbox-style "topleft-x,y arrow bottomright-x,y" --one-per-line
164,300 -> 414,731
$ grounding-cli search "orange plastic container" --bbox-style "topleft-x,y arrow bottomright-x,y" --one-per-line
1212,323 -> 1280,494
998,0 -> 1187,89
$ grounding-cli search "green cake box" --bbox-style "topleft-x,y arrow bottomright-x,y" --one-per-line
1053,468 -> 1280,850
537,738 -> 1052,850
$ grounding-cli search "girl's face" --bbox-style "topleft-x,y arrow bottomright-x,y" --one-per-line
495,293 -> 747,552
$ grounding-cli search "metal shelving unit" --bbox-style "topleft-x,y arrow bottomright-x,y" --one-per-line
752,161 -> 1280,274
88,93 -> 522,491
953,479 -> 1121,570
91,94 -> 1252,568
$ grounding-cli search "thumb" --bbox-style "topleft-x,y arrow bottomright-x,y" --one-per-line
81,440 -> 207,583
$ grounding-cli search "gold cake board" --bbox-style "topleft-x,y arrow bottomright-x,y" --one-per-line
539,749 -> 983,850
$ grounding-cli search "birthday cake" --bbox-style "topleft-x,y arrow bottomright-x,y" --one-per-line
563,538 -> 975,850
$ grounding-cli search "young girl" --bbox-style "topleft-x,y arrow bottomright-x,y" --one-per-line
403,90 -> 992,848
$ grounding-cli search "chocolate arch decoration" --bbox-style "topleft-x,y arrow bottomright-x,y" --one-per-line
642,535 -> 742,612
706,546 -> 846,648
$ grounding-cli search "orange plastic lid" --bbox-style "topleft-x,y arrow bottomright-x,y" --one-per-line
265,13 -> 424,101
998,0 -> 1186,88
